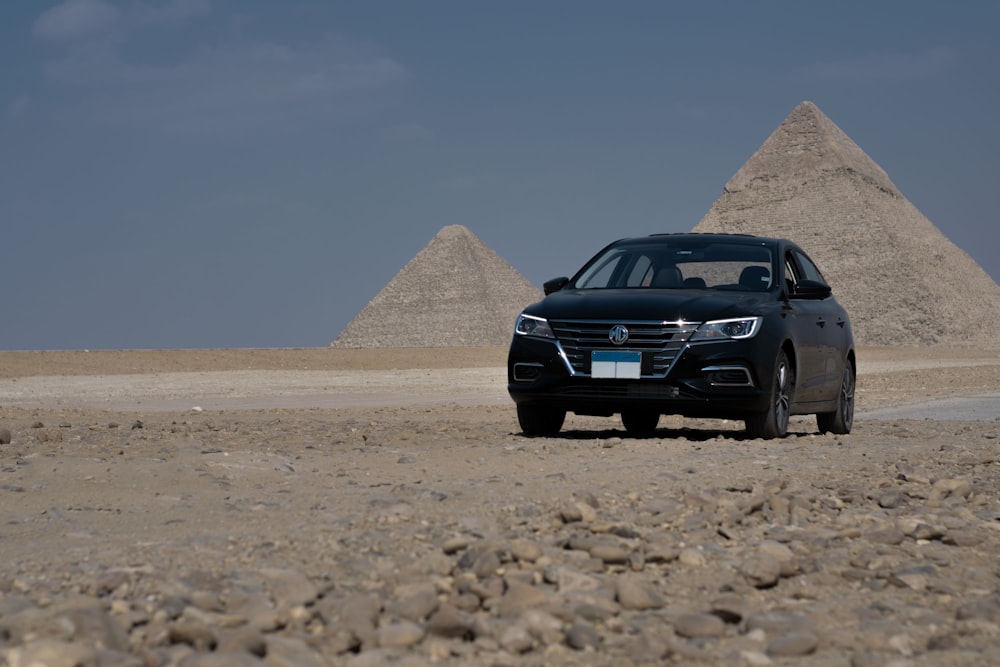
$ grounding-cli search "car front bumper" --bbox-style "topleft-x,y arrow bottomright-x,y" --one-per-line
507,334 -> 775,419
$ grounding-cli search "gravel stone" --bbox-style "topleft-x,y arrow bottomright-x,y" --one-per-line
615,575 -> 665,610
767,632 -> 820,656
497,580 -> 548,617
376,620 -> 424,648
5,640 -> 97,667
565,622 -> 602,650
673,612 -> 727,638
498,623 -> 533,653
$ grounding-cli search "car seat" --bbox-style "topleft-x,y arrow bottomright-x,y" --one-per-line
738,266 -> 771,291
651,266 -> 683,288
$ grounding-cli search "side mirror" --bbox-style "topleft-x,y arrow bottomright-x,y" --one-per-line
791,279 -> 832,300
543,277 -> 570,295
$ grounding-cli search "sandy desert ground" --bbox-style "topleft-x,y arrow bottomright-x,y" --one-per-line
1,345 -> 1000,666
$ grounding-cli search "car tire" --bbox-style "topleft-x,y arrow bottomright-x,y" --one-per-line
621,411 -> 660,437
745,349 -> 793,439
817,361 -> 855,434
517,404 -> 566,437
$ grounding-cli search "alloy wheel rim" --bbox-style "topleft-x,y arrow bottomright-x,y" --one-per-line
841,368 -> 855,429
775,361 -> 790,431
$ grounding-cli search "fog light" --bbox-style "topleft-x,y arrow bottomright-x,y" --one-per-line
703,365 -> 754,387
513,362 -> 543,382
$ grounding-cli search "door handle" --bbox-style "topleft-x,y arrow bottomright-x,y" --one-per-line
816,318 -> 826,328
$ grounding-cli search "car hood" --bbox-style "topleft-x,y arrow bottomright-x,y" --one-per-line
524,288 -> 775,323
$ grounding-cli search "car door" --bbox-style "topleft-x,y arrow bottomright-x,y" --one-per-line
782,253 -> 826,403
787,249 -> 847,403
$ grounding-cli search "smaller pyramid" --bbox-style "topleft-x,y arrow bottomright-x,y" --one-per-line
331,225 -> 543,348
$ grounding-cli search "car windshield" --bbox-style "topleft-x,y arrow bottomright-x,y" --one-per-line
572,239 -> 774,291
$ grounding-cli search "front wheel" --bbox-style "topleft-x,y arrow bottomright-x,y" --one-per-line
621,411 -> 660,437
745,349 -> 794,439
517,404 -> 566,437
817,361 -> 855,434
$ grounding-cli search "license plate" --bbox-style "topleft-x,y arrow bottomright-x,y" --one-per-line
591,351 -> 641,379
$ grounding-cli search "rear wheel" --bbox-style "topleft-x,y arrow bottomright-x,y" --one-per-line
621,411 -> 660,437
817,361 -> 855,434
745,350 -> 793,439
517,404 -> 566,437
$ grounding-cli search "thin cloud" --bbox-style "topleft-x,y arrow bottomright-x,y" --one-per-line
800,47 -> 958,81
130,0 -> 211,28
34,0 -> 210,42
33,0 -> 121,42
33,2 -> 408,133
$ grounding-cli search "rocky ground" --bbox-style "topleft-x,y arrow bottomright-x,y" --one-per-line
1,346 -> 1000,667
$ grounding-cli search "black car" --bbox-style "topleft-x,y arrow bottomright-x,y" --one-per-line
507,233 -> 855,439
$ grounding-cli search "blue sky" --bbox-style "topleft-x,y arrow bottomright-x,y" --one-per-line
2,1 -> 998,350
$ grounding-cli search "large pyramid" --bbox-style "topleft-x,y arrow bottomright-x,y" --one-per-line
331,225 -> 543,348
694,101 -> 1000,346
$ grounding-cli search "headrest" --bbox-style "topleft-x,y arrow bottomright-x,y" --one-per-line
739,266 -> 771,290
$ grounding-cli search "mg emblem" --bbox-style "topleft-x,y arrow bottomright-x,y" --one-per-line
608,324 -> 629,346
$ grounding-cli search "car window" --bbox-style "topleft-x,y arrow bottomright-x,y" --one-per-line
792,250 -> 826,283
627,255 -> 655,287
680,259 -> 771,290
575,251 -> 626,288
573,240 -> 773,290
784,256 -> 799,292
574,250 -> 660,288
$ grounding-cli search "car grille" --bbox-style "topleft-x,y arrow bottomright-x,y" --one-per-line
550,319 -> 699,377
558,382 -> 682,399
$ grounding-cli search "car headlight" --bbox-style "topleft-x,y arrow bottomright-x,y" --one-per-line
690,317 -> 761,341
515,314 -> 555,339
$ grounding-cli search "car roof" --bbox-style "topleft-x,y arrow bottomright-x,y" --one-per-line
611,232 -> 790,248
649,232 -> 776,243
